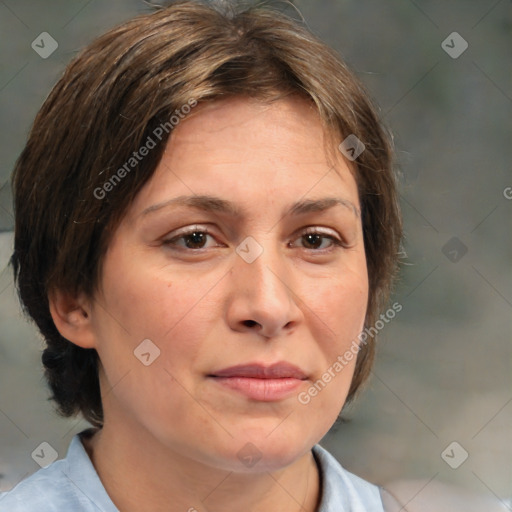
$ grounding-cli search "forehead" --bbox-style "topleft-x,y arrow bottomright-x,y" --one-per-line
126,96 -> 359,221
164,95 -> 339,164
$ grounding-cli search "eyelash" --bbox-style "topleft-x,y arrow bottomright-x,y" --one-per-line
162,226 -> 346,253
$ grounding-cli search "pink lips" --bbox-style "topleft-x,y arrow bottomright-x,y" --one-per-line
210,362 -> 307,401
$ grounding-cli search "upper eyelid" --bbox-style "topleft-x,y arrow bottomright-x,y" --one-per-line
300,226 -> 340,236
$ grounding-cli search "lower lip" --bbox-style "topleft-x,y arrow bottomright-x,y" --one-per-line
211,377 -> 304,401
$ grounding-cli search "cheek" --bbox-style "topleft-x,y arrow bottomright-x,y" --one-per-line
302,262 -> 368,410
92,264 -> 216,420
310,266 -> 368,346
98,256 -> 197,338
94,255 -> 223,384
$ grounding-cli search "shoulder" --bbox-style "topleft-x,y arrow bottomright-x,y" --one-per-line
0,432 -> 117,512
382,479 -> 512,512
313,444 -> 385,511
0,458 -> 75,512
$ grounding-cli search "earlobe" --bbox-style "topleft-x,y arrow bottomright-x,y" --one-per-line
48,289 -> 96,349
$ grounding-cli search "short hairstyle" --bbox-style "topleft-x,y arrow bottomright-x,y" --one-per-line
11,0 -> 402,427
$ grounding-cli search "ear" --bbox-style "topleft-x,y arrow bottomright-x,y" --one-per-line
48,289 -> 96,349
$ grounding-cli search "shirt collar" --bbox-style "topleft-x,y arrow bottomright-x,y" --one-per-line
62,430 -> 119,512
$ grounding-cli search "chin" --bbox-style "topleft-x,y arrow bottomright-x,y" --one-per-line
225,426 -> 316,473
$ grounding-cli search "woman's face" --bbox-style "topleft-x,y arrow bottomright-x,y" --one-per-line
88,96 -> 368,471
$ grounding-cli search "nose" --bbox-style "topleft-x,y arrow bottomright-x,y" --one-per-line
225,239 -> 303,339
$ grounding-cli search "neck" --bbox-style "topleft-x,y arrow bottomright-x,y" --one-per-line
82,423 -> 321,512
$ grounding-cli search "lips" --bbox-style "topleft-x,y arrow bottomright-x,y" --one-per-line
211,362 -> 307,380
209,362 -> 308,401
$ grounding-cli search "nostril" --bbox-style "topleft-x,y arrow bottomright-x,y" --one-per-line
243,320 -> 260,328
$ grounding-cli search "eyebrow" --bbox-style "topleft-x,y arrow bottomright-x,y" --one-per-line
140,194 -> 360,219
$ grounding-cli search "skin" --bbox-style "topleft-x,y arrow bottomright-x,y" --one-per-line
50,96 -> 369,511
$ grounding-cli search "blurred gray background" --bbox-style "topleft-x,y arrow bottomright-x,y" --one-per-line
0,0 -> 511,508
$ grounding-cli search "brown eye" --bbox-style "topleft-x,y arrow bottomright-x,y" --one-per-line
163,227 -> 219,251
180,231 -> 209,249
291,229 -> 343,251
301,233 -> 326,250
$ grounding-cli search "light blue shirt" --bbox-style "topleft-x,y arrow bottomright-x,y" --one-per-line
0,431 -> 384,511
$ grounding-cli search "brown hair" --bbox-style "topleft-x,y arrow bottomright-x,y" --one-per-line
11,0 -> 402,427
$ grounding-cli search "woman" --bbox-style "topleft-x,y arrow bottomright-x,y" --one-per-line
1,1 -> 404,510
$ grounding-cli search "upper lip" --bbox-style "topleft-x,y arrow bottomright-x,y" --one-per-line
210,362 -> 307,379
